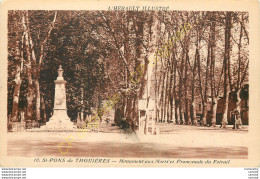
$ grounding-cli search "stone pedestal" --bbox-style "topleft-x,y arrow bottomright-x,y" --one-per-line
43,65 -> 75,130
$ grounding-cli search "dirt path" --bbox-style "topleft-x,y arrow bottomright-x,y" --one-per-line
7,125 -> 248,158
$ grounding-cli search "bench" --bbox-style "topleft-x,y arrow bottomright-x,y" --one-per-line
77,121 -> 99,133
87,122 -> 99,132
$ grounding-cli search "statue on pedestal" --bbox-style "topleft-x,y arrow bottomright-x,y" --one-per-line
43,65 -> 75,130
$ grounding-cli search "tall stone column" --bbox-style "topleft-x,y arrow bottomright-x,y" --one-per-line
44,65 -> 75,129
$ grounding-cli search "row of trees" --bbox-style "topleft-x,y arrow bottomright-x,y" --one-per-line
149,11 -> 249,128
8,11 -> 249,131
94,11 -> 249,129
8,11 -> 108,123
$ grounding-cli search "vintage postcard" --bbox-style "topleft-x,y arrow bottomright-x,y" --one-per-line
0,0 -> 259,167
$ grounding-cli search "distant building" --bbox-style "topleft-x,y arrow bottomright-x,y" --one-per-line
196,84 -> 249,125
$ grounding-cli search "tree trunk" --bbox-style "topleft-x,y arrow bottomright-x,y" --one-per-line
154,53 -> 158,122
40,93 -> 47,124
191,48 -> 198,125
222,12 -> 232,128
168,56 -> 174,123
175,103 -> 180,124
173,61 -> 179,124
184,51 -> 191,125
35,78 -> 41,121
191,101 -> 197,125
233,14 -> 244,128
222,90 -> 229,128
139,13 -> 159,133
178,50 -> 185,124
160,70 -> 166,122
11,42 -> 22,122
178,78 -> 183,124
156,59 -> 163,122
235,89 -> 242,126
202,40 -> 211,126
209,14 -> 217,127
211,96 -> 218,127
22,13 -> 34,121
164,68 -> 170,123
197,47 -> 204,124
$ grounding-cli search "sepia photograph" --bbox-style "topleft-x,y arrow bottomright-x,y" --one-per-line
6,10 -> 249,158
